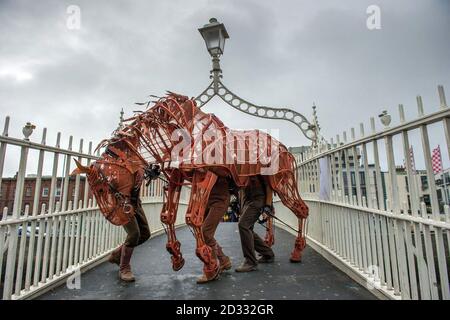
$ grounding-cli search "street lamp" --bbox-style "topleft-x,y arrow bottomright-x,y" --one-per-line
198,18 -> 229,56
196,18 -> 320,146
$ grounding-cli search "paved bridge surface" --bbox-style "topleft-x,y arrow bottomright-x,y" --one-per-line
39,223 -> 376,300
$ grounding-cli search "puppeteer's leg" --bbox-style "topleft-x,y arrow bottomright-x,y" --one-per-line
186,171 -> 220,283
108,196 -> 151,282
197,177 -> 232,284
160,169 -> 185,271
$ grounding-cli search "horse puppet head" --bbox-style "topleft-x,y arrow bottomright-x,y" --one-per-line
71,134 -> 147,226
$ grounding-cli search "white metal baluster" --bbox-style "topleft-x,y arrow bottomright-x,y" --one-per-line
333,206 -> 340,254
79,211 -> 86,263
355,210 -> 364,270
434,226 -> 450,299
45,132 -> 61,279
379,215 -> 393,290
3,126 -> 31,299
0,208 -> 8,284
50,201 -> 61,279
385,133 -> 408,297
24,128 -> 46,291
33,204 -> 45,287
73,200 -> 83,266
3,125 -> 30,299
73,139 -> 83,211
344,205 -> 353,264
57,142 -> 72,275
14,204 -> 30,296
48,133 -> 61,214
336,135 -> 345,203
67,203 -> 76,270
370,117 -> 386,211
83,142 -> 93,209
0,116 -> 10,200
358,210 -> 367,271
99,213 -> 106,254
342,132 -> 353,205
339,201 -> 346,257
395,220 -> 411,299
367,211 -> 378,274
62,203 -> 72,273
93,211 -> 100,257
329,140 -> 338,202
421,214 -> 439,298
351,129 -> 362,207
85,200 -> 93,260
417,96 -> 440,220
61,137 -> 72,212
347,206 -> 357,265
403,221 -> 419,299
399,105 -> 420,216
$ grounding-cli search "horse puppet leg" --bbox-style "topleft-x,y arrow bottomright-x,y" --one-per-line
185,171 -> 220,280
269,172 -> 309,263
160,169 -> 185,271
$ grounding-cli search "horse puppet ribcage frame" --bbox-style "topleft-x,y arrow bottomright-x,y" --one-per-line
74,92 -> 309,277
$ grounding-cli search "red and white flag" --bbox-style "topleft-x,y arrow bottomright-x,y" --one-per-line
432,145 -> 443,174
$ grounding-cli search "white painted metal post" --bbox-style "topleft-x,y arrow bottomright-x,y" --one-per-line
3,125 -> 31,299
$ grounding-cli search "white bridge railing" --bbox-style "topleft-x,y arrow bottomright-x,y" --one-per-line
0,121 -> 187,300
276,85 -> 450,300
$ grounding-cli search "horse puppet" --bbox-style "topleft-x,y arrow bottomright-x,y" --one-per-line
72,92 -> 308,279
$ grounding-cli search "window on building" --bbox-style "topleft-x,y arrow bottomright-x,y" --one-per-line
359,172 -> 365,186
405,176 -> 409,193
351,172 -> 356,186
421,176 -> 428,191
56,188 -> 61,197
445,172 -> 450,184
423,194 -> 430,203
42,187 -> 49,197
25,187 -> 32,197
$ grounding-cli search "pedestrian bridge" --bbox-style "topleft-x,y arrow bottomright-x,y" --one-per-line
37,223 -> 375,300
1,85 -> 450,300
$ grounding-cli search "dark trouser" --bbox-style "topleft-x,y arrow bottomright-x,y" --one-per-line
123,200 -> 151,248
238,186 -> 274,266
202,177 -> 230,250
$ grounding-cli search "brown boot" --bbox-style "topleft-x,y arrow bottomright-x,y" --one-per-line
215,245 -> 232,272
108,245 -> 122,265
119,246 -> 135,282
196,248 -> 220,284
235,260 -> 257,273
196,270 -> 220,284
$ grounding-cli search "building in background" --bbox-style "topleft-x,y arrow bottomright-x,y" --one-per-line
289,146 -> 436,214
436,167 -> 450,210
0,174 -> 88,218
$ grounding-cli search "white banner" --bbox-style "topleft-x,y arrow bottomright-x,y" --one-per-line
319,157 -> 331,201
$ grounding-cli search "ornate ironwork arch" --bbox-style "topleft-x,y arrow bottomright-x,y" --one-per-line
195,54 -> 319,145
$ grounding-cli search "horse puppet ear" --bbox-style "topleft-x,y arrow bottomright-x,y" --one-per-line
71,159 -> 91,176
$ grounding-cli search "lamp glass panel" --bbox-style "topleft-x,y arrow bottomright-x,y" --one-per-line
218,30 -> 225,53
204,29 -> 220,53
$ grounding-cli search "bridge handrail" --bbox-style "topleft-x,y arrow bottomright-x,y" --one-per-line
0,116 -> 189,300
286,85 -> 450,300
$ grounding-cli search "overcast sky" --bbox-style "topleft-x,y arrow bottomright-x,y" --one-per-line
1,0 -> 449,175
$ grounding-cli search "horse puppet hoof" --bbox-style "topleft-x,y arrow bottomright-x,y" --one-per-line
289,257 -> 302,263
172,257 -> 185,271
